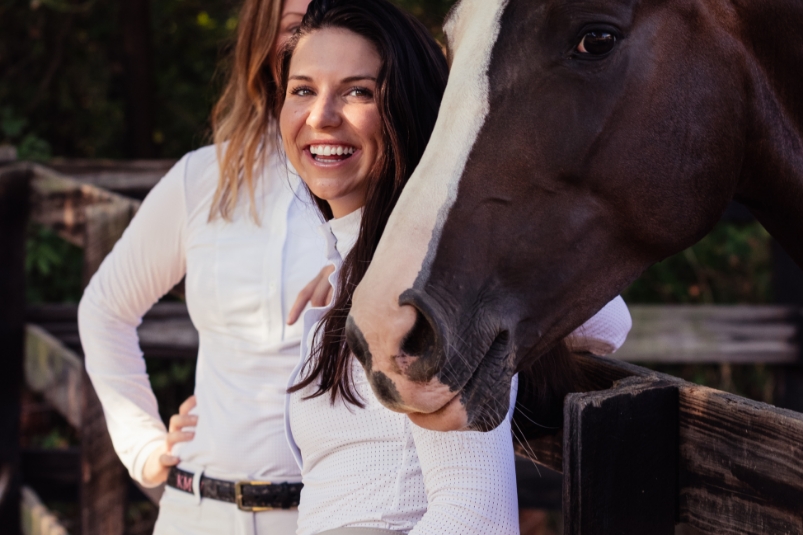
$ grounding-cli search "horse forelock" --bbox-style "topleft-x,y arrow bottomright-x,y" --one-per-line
364,0 -> 510,292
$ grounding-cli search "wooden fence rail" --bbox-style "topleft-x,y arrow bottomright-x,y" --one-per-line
517,354 -> 803,534
2,162 -> 139,535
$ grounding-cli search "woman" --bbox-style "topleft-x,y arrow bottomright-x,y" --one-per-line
275,1 -> 631,534
77,0 -> 334,533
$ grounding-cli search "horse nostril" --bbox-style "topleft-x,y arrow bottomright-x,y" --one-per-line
397,307 -> 444,383
400,308 -> 437,358
346,315 -> 372,371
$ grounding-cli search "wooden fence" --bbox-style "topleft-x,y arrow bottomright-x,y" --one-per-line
1,161 -> 139,535
2,159 -> 803,534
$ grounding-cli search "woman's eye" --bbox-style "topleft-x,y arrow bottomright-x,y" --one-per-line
346,87 -> 373,98
290,86 -> 314,97
576,31 -> 617,56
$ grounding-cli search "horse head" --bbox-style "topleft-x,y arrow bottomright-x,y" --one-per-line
347,0 -> 803,431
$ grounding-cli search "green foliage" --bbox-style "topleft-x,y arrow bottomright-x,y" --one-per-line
624,221 -> 772,304
0,0 -> 457,160
1,107 -> 51,161
26,224 -> 83,303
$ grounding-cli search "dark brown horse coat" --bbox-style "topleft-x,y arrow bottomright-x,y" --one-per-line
347,0 -> 803,431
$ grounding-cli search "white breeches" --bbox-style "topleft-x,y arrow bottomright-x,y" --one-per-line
153,486 -> 299,535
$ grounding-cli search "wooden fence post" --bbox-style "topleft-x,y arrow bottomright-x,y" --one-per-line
79,201 -> 137,535
563,376 -> 679,535
0,166 -> 31,534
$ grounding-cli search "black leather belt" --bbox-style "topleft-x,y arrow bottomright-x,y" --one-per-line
167,467 -> 302,511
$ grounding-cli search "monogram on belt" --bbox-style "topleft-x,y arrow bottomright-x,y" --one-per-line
167,466 -> 302,511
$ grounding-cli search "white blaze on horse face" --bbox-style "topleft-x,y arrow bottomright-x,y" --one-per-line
350,0 -> 509,412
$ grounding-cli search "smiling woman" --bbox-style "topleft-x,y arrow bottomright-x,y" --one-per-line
272,1 -> 527,534
280,27 -> 383,217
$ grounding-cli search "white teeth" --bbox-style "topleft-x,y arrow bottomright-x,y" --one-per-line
309,145 -> 356,156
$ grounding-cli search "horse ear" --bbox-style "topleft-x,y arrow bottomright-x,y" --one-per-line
513,339 -> 579,441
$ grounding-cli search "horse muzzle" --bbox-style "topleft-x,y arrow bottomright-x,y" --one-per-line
347,287 -> 508,432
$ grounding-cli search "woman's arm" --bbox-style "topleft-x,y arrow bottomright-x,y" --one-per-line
408,380 -> 519,535
568,295 -> 632,355
78,153 -> 190,486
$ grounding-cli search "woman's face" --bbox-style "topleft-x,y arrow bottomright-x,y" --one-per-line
280,28 -> 383,218
273,0 -> 311,57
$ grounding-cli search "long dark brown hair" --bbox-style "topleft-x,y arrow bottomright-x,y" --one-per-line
277,0 -> 449,406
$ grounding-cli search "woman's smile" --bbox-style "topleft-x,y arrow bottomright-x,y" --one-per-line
280,28 -> 383,218
304,143 -> 359,167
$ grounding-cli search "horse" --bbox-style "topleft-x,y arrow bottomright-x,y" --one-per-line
345,0 -> 803,432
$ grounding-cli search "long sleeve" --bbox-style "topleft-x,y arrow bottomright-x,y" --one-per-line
567,295 -> 632,355
408,380 -> 519,535
78,154 -> 189,486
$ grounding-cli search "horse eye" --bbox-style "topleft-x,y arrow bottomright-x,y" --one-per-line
576,31 -> 617,56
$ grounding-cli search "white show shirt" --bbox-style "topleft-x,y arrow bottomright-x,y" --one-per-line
78,145 -> 326,485
285,210 -> 632,535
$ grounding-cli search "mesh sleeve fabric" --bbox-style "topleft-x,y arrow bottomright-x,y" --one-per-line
567,295 -> 632,355
78,154 -> 190,486
408,420 -> 519,535
407,377 -> 519,535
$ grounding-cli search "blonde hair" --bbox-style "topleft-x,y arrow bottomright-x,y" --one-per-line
210,0 -> 283,221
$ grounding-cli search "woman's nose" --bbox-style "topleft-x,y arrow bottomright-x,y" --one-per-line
307,93 -> 341,130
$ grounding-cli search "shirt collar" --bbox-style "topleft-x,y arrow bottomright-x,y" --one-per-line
328,208 -> 363,260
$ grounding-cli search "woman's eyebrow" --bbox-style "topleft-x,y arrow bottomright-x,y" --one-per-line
341,75 -> 377,83
289,75 -> 313,82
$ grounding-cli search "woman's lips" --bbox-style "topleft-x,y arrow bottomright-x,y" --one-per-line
305,143 -> 359,167
304,147 -> 362,169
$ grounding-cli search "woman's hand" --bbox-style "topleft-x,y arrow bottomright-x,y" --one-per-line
287,265 -> 335,325
142,395 -> 198,486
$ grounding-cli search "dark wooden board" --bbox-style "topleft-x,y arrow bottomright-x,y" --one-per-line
563,377 -> 678,535
21,448 -> 80,501
0,166 -> 30,533
678,384 -> 803,534
27,303 -> 199,360
78,188 -> 135,535
516,354 -> 803,535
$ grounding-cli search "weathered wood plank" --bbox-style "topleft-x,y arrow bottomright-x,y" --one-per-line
617,305 -> 800,364
26,302 -> 803,364
26,303 -> 199,359
80,372 -> 127,535
515,354 -> 647,473
0,145 -> 16,164
517,354 -> 803,534
678,384 -> 803,534
78,188 -> 134,535
24,325 -> 83,428
21,486 -> 69,535
563,376 -> 678,535
48,158 -> 176,198
82,200 -> 138,287
0,166 -> 30,531
0,163 -> 141,248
